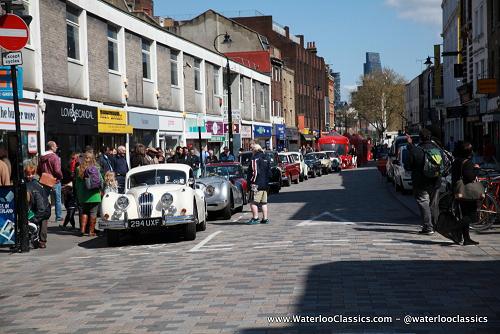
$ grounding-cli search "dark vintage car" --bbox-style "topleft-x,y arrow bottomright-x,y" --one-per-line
239,151 -> 282,193
304,154 -> 322,178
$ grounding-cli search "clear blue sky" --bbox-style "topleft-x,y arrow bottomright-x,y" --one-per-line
154,0 -> 442,101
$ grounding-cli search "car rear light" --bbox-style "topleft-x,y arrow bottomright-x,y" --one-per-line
180,208 -> 187,216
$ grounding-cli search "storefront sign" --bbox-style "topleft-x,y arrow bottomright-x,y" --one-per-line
224,123 -> 240,134
27,132 -> 37,154
209,135 -> 226,142
0,187 -> 15,246
98,108 -> 133,134
0,66 -> 23,99
241,125 -> 252,139
186,118 -> 210,139
0,99 -> 37,131
159,116 -> 183,132
275,124 -> 286,141
45,100 -> 97,126
286,127 -> 299,141
129,112 -> 159,130
206,121 -> 224,136
253,125 -> 272,138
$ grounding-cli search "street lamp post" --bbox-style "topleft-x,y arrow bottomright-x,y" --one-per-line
213,33 -> 234,155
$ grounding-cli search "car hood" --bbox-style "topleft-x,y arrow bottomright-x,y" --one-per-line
126,184 -> 186,197
197,176 -> 226,187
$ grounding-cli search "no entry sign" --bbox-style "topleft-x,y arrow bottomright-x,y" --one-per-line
0,14 -> 29,52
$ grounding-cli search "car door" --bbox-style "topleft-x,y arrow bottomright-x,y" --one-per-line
191,169 -> 206,220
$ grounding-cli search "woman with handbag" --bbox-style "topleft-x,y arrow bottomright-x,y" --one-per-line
451,142 -> 481,245
75,152 -> 102,237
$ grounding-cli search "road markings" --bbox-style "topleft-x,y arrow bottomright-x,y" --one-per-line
189,231 -> 223,252
252,241 -> 292,245
313,239 -> 349,242
158,251 -> 177,255
204,243 -> 234,248
254,244 -> 292,249
297,211 -> 356,226
127,252 -> 151,256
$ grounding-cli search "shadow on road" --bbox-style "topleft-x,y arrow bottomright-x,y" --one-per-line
77,229 -> 186,249
239,260 -> 500,333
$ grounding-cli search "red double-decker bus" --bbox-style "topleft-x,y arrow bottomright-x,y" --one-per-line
316,131 -> 353,169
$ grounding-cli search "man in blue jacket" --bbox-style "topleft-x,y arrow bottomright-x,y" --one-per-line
246,144 -> 272,225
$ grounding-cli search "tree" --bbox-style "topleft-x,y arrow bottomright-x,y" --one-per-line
350,68 -> 406,139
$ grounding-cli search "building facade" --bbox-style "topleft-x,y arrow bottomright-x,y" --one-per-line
9,0 -> 270,169
363,52 -> 382,75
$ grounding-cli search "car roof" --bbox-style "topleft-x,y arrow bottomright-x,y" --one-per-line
128,163 -> 191,175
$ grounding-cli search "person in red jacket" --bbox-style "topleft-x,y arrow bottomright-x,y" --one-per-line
37,141 -> 63,222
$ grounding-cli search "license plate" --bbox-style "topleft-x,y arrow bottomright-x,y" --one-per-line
128,217 -> 162,229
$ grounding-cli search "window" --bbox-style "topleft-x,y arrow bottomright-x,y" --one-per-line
213,66 -> 220,95
479,5 -> 484,35
194,59 -> 201,91
142,39 -> 151,79
239,76 -> 244,102
277,101 -> 281,117
475,62 -> 479,80
260,85 -> 265,107
108,25 -> 119,71
66,6 -> 80,60
480,59 -> 485,78
170,50 -> 179,86
252,82 -> 256,106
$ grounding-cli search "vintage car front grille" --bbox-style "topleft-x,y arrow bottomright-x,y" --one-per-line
138,192 -> 153,218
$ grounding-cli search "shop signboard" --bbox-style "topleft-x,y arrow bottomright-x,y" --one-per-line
0,66 -> 23,99
98,108 -> 133,134
253,125 -> 272,138
27,131 -> 37,154
241,125 -> 252,139
0,99 -> 37,131
186,118 -> 210,139
0,187 -> 15,246
285,127 -> 299,141
223,123 -> 240,134
128,112 -> 159,130
206,121 -> 224,136
159,116 -> 183,132
45,100 -> 97,126
275,124 -> 286,141
209,135 -> 226,142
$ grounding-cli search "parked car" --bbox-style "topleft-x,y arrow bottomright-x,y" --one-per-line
239,151 -> 282,193
306,152 -> 332,174
386,135 -> 419,182
278,153 -> 301,186
304,154 -> 322,178
288,152 -> 309,181
198,163 -> 245,219
98,164 -> 207,246
320,151 -> 341,172
392,145 -> 412,194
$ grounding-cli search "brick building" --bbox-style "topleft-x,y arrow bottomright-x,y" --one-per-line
233,15 -> 327,139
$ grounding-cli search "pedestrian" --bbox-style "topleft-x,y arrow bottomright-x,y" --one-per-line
166,150 -> 177,163
349,145 -> 358,167
186,148 -> 200,173
246,144 -> 272,225
407,129 -> 444,235
75,152 -> 103,237
131,144 -> 149,168
219,146 -> 235,162
60,157 -> 77,230
0,144 -> 11,180
206,150 -> 219,163
156,147 -> 165,163
103,171 -> 119,194
99,146 -> 114,173
37,141 -> 64,223
25,162 -> 51,248
451,141 -> 480,245
0,158 -> 10,186
145,147 -> 159,164
174,146 -> 183,162
112,145 -> 128,194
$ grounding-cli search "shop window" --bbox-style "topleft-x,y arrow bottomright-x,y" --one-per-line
171,50 -> 179,86
142,39 -> 151,79
66,6 -> 81,61
108,25 -> 119,71
194,59 -> 201,92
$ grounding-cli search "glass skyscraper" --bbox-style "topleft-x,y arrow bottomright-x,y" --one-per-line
363,52 -> 382,75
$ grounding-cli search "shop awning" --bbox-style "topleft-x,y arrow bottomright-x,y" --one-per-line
301,134 -> 316,141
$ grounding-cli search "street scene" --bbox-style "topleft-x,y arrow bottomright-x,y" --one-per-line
0,0 -> 500,333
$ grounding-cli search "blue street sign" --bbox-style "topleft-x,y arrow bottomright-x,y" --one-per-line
0,66 -> 23,100
253,125 -> 272,138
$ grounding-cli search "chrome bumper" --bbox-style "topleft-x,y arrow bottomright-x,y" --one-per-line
98,215 -> 196,230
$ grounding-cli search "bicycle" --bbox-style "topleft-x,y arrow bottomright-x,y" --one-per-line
474,169 -> 500,231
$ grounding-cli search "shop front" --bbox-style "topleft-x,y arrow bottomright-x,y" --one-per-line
286,127 -> 300,152
274,124 -> 286,152
206,120 -> 225,156
158,115 -> 183,152
129,112 -> 159,148
44,99 -> 97,165
185,118 -> 211,154
97,107 -> 133,150
0,99 -> 39,182
240,125 -> 252,151
253,125 -> 272,150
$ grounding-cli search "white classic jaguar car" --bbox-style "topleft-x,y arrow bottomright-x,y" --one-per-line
98,164 -> 207,246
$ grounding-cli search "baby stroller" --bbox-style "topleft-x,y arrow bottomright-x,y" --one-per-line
27,210 -> 40,249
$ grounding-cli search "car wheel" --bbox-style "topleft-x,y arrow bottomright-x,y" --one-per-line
299,173 -> 304,182
284,177 -> 291,187
196,217 -> 207,231
106,230 -> 122,247
310,171 -> 315,179
317,169 -> 322,177
184,203 -> 197,241
221,194 -> 233,219
293,175 -> 299,184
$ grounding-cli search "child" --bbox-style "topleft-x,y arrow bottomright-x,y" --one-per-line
104,171 -> 119,194
60,182 -> 77,230
25,163 -> 51,248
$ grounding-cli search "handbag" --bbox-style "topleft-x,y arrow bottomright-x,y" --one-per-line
39,173 -> 57,188
453,159 -> 485,201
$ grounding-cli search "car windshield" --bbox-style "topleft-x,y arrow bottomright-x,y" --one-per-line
320,143 -> 346,155
325,151 -> 339,158
315,153 -> 327,159
304,154 -> 316,161
278,155 -> 288,163
239,153 -> 253,166
204,165 -> 243,179
129,169 -> 186,188
264,152 -> 278,166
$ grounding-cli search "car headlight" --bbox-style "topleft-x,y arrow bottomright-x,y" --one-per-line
116,196 -> 129,211
161,193 -> 174,207
205,185 -> 215,197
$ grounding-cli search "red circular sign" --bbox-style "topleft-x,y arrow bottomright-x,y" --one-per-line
0,14 -> 29,51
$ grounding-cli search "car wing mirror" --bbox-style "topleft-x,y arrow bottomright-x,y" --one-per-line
188,178 -> 195,186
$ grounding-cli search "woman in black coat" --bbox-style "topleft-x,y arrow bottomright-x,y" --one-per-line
451,141 -> 479,245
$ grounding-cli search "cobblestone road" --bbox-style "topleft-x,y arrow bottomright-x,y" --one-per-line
1,166 -> 499,333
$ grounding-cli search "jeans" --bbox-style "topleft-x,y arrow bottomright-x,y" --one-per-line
53,182 -> 62,221
414,185 -> 439,231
